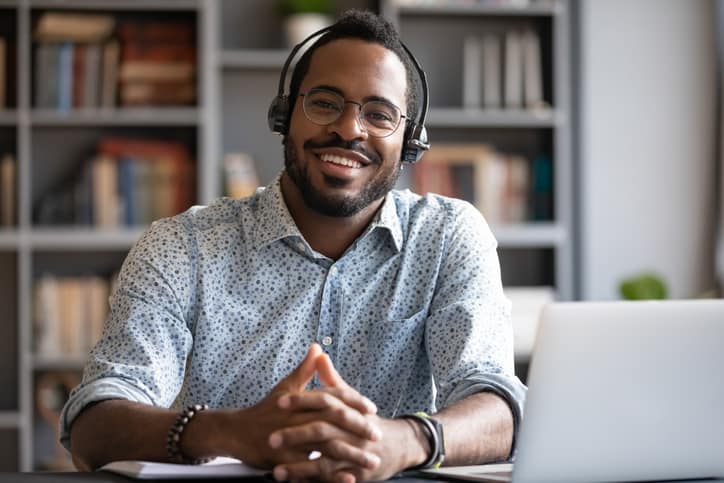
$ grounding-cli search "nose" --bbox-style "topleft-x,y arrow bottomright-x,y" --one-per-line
326,102 -> 368,141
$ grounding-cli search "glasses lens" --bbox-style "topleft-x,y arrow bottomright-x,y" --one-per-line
303,89 -> 344,125
360,101 -> 401,137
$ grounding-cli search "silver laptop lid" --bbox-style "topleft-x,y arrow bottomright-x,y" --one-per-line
513,300 -> 724,483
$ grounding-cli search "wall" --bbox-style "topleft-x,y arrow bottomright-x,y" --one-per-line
579,0 -> 717,299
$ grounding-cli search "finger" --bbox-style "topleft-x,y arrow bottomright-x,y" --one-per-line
279,392 -> 381,441
271,423 -> 379,470
282,343 -> 323,391
274,457 -> 357,483
321,386 -> 377,416
315,355 -> 376,415
316,353 -> 345,387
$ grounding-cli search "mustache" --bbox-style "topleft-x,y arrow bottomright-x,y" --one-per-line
303,136 -> 381,165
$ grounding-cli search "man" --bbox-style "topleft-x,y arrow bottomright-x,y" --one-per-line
61,10 -> 526,483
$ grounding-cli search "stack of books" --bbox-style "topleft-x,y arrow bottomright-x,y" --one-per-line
410,143 -> 553,225
117,19 -> 196,106
34,274 -> 113,360
34,137 -> 195,227
33,12 -> 119,109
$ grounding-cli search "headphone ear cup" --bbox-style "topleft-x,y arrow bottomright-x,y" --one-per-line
267,95 -> 290,135
401,123 -> 429,164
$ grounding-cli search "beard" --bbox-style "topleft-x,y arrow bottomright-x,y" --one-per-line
283,135 -> 401,217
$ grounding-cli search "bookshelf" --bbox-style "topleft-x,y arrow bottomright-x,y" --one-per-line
0,0 -> 575,471
0,0 -> 211,471
382,0 -> 573,301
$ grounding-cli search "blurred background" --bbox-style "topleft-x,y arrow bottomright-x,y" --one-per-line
0,0 -> 720,472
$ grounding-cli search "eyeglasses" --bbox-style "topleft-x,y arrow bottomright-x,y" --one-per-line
300,88 -> 407,138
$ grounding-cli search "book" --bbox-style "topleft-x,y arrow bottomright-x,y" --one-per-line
57,42 -> 74,111
101,40 -> 120,107
0,37 -> 6,108
481,34 -> 502,108
35,12 -> 115,43
34,275 -> 62,357
0,153 -> 15,226
91,155 -> 120,227
83,43 -> 102,107
34,43 -> 60,108
58,278 -> 85,357
504,30 -> 523,108
72,43 -> 85,108
531,153 -> 553,221
504,155 -> 530,223
462,36 -> 482,109
85,277 -> 110,349
522,29 -> 544,109
117,21 -> 195,44
119,80 -> 195,106
119,61 -> 195,83
100,457 -> 266,480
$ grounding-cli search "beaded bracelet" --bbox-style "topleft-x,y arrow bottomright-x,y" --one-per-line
166,403 -> 212,464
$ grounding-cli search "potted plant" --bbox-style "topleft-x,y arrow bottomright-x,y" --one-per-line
279,0 -> 333,47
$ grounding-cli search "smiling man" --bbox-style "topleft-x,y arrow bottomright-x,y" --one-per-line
61,10 -> 526,483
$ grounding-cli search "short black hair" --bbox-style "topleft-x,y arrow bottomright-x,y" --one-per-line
287,9 -> 420,133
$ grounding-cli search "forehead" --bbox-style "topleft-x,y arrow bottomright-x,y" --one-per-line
301,38 -> 408,107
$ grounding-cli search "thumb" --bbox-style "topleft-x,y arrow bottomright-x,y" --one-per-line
282,343 -> 323,391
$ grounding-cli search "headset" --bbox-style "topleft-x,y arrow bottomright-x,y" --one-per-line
267,26 -> 430,164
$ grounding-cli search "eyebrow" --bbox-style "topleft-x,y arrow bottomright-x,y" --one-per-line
311,84 -> 401,108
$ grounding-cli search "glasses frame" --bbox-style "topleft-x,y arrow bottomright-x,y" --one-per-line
299,88 -> 408,138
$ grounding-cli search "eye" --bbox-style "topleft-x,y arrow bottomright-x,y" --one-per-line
312,99 -> 341,111
366,110 -> 393,122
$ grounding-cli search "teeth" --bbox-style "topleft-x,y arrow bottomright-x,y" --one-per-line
320,153 -> 363,169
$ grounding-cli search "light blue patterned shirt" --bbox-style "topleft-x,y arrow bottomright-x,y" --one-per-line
60,173 -> 526,449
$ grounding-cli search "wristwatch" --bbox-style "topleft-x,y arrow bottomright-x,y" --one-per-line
400,411 -> 446,469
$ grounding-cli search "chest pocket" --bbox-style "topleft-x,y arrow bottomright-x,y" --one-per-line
356,308 -> 427,416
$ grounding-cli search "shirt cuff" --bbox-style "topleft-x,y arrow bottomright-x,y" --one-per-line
443,373 -> 527,461
59,377 -> 156,451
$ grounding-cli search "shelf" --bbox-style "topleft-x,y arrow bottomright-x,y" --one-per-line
491,222 -> 566,248
30,108 -> 200,127
29,227 -> 146,250
396,1 -> 560,17
28,0 -> 199,11
0,110 -> 17,126
32,356 -> 86,372
0,230 -> 20,249
0,412 -> 21,429
220,49 -> 289,70
427,107 -> 559,128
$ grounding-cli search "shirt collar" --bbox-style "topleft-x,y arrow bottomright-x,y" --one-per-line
368,192 -> 404,253
249,171 -> 404,253
250,173 -> 303,250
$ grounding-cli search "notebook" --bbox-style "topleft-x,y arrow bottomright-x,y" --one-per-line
423,300 -> 724,483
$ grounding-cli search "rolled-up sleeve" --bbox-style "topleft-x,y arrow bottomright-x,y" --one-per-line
425,203 -> 526,447
59,217 -> 197,450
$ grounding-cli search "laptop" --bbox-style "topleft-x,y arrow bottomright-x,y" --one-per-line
423,300 -> 724,483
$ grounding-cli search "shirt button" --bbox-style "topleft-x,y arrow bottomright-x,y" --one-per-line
329,266 -> 338,276
321,336 -> 333,346
297,241 -> 305,251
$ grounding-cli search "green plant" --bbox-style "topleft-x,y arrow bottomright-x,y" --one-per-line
279,0 -> 333,16
619,272 -> 668,300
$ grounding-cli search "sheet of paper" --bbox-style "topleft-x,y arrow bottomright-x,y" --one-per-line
99,456 -> 267,479
420,463 -> 514,482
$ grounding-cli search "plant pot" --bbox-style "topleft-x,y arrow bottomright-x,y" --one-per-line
283,13 -> 332,47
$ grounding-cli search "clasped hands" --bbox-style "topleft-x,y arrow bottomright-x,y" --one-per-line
234,344 -> 420,483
